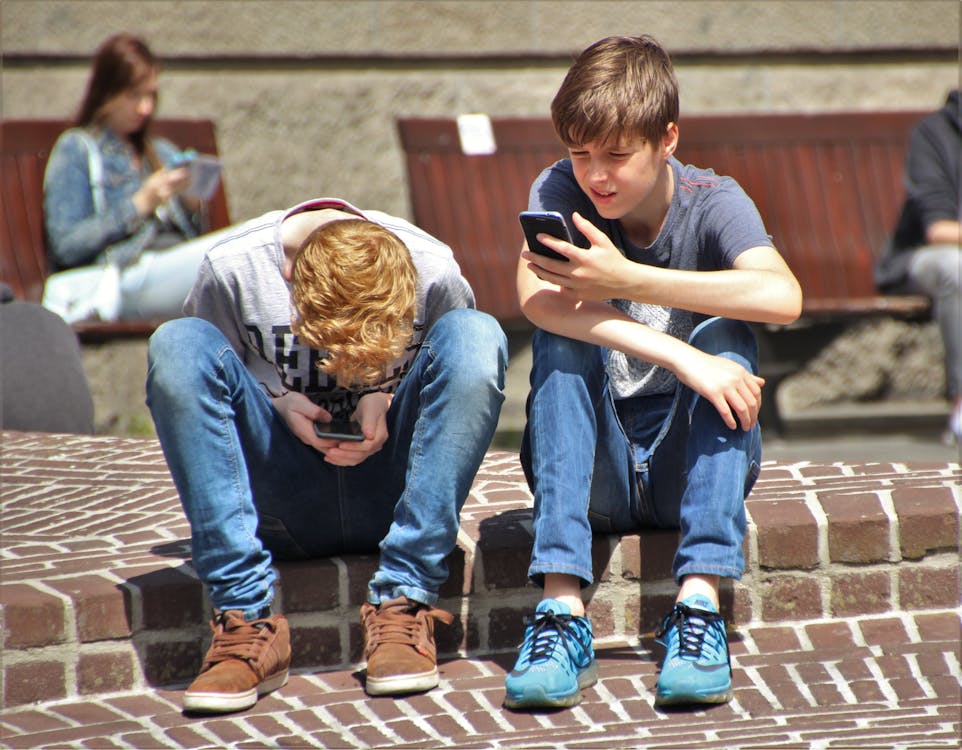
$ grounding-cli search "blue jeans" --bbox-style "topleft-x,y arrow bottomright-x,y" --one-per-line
146,309 -> 507,617
520,317 -> 762,587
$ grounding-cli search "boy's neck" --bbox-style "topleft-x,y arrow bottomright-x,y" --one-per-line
619,161 -> 674,248
280,207 -> 360,257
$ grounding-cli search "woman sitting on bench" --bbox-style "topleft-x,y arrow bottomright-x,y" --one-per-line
42,32 -> 233,323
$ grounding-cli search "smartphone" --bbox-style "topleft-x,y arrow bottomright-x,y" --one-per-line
184,155 -> 222,200
519,210 -> 572,262
313,419 -> 365,442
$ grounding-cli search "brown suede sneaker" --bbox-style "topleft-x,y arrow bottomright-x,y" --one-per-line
361,596 -> 455,696
183,609 -> 291,714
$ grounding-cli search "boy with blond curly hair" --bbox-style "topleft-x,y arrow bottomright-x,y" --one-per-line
146,198 -> 507,713
506,36 -> 801,710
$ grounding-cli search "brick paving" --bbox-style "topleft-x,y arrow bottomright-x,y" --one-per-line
1,609 -> 959,748
1,430 -> 960,748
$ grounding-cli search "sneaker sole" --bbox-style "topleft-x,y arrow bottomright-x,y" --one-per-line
183,669 -> 289,713
365,667 -> 440,696
654,687 -> 733,707
504,661 -> 598,710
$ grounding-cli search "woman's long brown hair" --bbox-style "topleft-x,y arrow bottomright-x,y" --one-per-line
75,32 -> 160,167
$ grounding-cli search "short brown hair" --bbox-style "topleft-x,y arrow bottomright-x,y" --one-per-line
291,219 -> 417,389
551,35 -> 679,147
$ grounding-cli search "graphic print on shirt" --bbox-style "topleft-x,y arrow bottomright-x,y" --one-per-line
255,322 -> 426,417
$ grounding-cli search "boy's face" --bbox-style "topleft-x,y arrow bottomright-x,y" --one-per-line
568,125 -> 677,222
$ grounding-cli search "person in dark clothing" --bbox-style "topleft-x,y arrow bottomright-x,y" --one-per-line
876,89 -> 961,443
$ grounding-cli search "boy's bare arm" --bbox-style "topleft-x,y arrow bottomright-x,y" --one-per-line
524,212 -> 802,326
516,252 -> 765,430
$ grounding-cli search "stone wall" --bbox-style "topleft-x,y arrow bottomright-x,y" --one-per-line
3,0 -> 957,435
3,0 -> 958,222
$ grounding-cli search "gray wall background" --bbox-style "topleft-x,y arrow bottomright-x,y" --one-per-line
2,1 -> 960,434
3,0 -> 959,224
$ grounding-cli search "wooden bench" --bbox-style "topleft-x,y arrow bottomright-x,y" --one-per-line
398,112 -> 932,431
1,118 -> 231,342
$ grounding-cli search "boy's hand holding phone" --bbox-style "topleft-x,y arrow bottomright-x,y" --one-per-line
519,211 -> 572,262
313,418 -> 364,442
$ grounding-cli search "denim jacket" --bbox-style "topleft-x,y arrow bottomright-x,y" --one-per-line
42,126 -> 201,272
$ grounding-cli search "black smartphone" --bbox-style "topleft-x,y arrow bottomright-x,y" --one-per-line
519,210 -> 572,262
313,419 -> 365,442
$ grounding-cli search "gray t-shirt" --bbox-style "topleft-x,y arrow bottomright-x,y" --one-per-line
529,156 -> 773,399
185,197 -> 475,416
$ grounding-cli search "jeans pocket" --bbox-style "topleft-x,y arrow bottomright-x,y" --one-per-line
256,513 -> 309,560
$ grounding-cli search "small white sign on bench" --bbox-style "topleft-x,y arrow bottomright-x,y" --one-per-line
457,113 -> 497,156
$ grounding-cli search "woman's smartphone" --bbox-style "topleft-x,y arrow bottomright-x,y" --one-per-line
313,419 -> 365,442
519,210 -> 572,262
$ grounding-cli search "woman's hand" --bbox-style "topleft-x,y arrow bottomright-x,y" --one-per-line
132,166 -> 190,217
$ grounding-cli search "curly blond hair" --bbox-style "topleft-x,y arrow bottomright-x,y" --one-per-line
291,219 -> 417,389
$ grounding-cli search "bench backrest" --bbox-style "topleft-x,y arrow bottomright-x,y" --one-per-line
1,118 -> 231,304
398,112 -> 930,326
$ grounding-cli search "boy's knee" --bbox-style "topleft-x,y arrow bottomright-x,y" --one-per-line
435,309 -> 508,372
689,318 -> 758,370
532,328 -> 600,372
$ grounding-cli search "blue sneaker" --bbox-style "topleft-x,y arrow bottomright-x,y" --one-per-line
504,599 -> 597,709
655,594 -> 732,706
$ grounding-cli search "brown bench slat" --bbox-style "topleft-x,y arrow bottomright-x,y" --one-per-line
1,118 -> 231,341
398,112 -> 931,327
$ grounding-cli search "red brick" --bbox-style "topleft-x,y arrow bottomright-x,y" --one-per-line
760,574 -> 823,621
592,536 -> 618,583
857,617 -> 911,646
891,486 -> 959,559
142,640 -> 205,686
635,529 -> 679,582
76,651 -> 136,694
3,660 -> 66,706
819,492 -> 892,563
433,615 -> 466,656
805,620 -> 858,649
289,624 -> 342,668
898,565 -> 960,610
477,515 -> 533,590
747,625 -> 803,654
914,611 -> 962,642
0,584 -> 66,648
345,554 -> 380,605
730,581 -> 754,625
128,566 -> 205,630
274,559 -> 339,613
48,575 -> 131,642
488,606 -> 527,651
749,500 -> 819,570
586,598 -> 614,638
830,570 -> 892,616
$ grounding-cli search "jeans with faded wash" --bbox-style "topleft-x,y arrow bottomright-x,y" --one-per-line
520,317 -> 762,587
146,309 -> 507,618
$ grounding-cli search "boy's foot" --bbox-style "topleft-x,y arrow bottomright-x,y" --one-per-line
183,609 -> 290,714
361,596 -> 455,696
504,598 -> 597,709
654,594 -> 732,706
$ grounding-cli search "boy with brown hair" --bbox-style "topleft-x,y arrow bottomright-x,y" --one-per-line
506,36 -> 801,709
146,198 -> 507,713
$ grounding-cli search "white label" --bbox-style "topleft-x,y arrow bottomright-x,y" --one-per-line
457,113 -> 497,156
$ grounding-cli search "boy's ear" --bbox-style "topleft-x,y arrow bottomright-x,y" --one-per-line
661,122 -> 679,159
